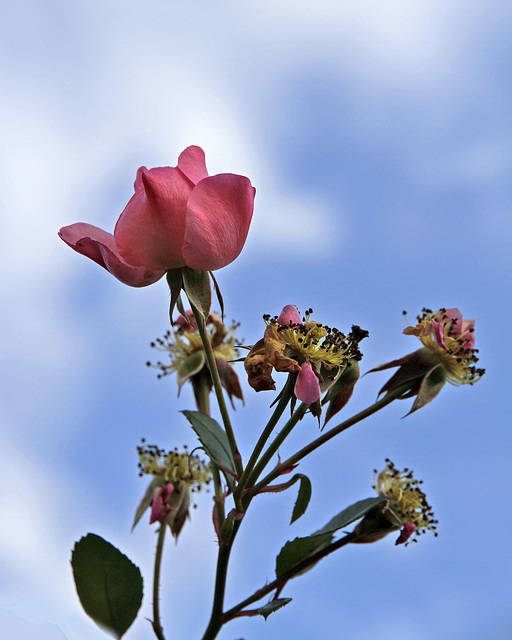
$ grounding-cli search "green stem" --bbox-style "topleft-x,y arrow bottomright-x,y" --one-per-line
234,375 -> 295,501
193,370 -> 225,525
152,524 -> 167,640
244,400 -> 308,493
190,304 -> 243,482
200,521 -> 241,640
222,530 -> 358,622
254,383 -> 413,493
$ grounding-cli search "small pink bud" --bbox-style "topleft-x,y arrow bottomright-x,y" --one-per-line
294,361 -> 321,404
277,305 -> 302,326
150,483 -> 174,524
176,310 -> 197,332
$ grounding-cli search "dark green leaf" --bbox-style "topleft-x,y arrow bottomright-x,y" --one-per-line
276,532 -> 332,578
291,474 -> 312,524
314,496 -> 388,535
182,410 -> 236,490
258,598 -> 293,620
182,268 -> 211,321
71,534 -> 143,638
275,496 -> 388,579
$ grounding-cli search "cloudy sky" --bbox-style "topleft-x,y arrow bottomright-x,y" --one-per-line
2,1 -> 512,639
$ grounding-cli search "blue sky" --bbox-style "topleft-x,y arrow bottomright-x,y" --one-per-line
2,1 -> 512,638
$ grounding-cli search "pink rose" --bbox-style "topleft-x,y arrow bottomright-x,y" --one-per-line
59,146 -> 255,286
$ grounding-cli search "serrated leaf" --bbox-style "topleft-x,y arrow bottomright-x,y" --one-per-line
258,598 -> 293,620
276,532 -> 333,578
314,496 -> 388,535
183,410 -> 236,490
291,474 -> 312,524
132,476 -> 164,531
71,534 -> 143,638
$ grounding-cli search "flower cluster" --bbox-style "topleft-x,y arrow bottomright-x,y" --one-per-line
134,442 -> 211,538
353,460 -> 438,546
147,311 -> 243,408
245,305 -> 367,406
58,146 -> 255,286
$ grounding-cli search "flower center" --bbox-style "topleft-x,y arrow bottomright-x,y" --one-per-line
264,308 -> 366,369
373,459 -> 438,542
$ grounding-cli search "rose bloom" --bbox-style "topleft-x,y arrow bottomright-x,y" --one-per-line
59,146 -> 255,286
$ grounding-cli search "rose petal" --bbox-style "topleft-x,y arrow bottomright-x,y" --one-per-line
294,361 -> 321,404
177,145 -> 209,185
58,223 -> 165,287
114,166 -> 192,271
182,173 -> 255,271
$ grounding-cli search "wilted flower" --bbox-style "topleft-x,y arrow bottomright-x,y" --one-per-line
352,460 -> 438,546
403,308 -> 481,385
133,442 -> 211,538
244,306 -> 367,406
58,146 -> 255,286
370,308 -> 484,414
147,311 -> 243,408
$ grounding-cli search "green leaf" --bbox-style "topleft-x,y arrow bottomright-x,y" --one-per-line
276,532 -> 332,578
71,534 -> 143,638
182,268 -> 211,321
314,496 -> 388,535
166,268 -> 184,321
183,410 -> 236,490
323,360 -> 360,425
275,496 -> 388,579
258,598 -> 293,620
177,350 -> 206,392
408,363 -> 447,415
291,474 -> 312,524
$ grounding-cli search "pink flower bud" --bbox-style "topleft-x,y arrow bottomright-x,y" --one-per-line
277,305 -> 302,326
176,310 -> 197,332
294,361 -> 321,404
149,483 -> 174,524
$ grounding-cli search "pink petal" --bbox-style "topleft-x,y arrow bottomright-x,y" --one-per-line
177,146 -> 209,185
432,320 -> 448,350
277,305 -> 302,326
294,361 -> 321,404
182,173 -> 255,271
150,484 -> 174,524
58,223 -> 165,287
114,166 -> 193,271
460,319 -> 475,349
395,522 -> 416,546
176,310 -> 198,332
